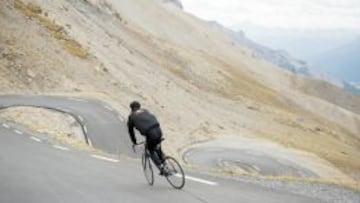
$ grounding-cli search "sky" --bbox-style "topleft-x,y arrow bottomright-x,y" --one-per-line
181,0 -> 360,31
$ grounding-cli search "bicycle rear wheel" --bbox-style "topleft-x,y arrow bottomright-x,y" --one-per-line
163,156 -> 185,189
142,154 -> 154,185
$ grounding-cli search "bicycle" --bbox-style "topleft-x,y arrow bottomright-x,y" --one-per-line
132,139 -> 185,189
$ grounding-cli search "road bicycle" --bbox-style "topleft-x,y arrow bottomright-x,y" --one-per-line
133,139 -> 185,189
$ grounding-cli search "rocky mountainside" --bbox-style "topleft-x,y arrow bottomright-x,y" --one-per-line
0,0 -> 359,183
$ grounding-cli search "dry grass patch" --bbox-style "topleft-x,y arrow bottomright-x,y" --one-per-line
13,0 -> 88,58
258,128 -> 360,181
26,2 -> 42,14
62,39 -> 89,58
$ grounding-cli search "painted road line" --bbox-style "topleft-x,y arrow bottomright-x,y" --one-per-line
53,145 -> 70,151
91,154 -> 119,163
252,165 -> 260,172
14,130 -> 23,135
118,114 -> 125,120
30,136 -> 42,142
2,123 -> 10,128
78,115 -> 84,122
67,97 -> 87,102
104,105 -> 113,112
175,174 -> 218,186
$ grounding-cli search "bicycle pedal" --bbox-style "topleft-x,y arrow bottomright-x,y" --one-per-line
159,169 -> 170,176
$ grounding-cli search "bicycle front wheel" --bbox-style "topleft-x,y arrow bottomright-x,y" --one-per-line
163,156 -> 185,189
142,154 -> 154,185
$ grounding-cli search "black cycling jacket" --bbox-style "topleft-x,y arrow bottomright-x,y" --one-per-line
127,108 -> 159,144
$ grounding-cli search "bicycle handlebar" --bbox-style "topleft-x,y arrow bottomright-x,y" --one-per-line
135,141 -> 146,145
132,138 -> 164,153
132,141 -> 145,153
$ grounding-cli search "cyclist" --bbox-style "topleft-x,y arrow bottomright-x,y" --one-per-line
127,101 -> 166,175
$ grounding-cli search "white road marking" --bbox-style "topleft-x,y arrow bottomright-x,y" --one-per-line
104,105 -> 113,111
14,130 -> 23,135
67,97 -> 87,102
252,165 -> 261,172
84,125 -> 88,133
176,174 -> 218,186
78,115 -> 84,122
2,123 -> 10,128
91,154 -> 119,163
118,114 -> 125,120
30,136 -> 42,142
53,145 -> 70,151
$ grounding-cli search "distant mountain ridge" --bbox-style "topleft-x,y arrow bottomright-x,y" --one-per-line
309,38 -> 360,83
306,37 -> 360,95
209,21 -> 360,96
162,0 -> 183,9
209,21 -> 311,75
343,81 -> 360,96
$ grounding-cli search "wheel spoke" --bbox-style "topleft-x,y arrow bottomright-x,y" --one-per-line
164,157 -> 185,189
142,155 -> 154,185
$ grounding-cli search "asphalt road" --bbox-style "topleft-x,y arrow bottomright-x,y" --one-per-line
0,95 -> 324,202
0,95 -> 129,155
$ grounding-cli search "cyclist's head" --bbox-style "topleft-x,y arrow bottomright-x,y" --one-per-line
130,101 -> 141,111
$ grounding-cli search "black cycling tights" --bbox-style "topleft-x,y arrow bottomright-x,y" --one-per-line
146,127 -> 164,168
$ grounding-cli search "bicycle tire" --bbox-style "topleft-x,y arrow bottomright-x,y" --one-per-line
142,154 -> 154,185
163,156 -> 185,189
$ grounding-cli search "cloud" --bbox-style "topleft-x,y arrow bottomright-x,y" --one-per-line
181,0 -> 360,31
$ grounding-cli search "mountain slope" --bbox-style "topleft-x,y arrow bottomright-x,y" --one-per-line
209,21 -> 360,114
0,0 -> 359,182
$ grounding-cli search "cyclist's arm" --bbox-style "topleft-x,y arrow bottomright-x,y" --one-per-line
127,115 -> 137,145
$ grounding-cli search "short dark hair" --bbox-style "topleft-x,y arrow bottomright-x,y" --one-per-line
130,101 -> 141,111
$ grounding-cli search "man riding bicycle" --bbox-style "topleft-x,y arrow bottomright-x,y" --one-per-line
127,101 -> 166,175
